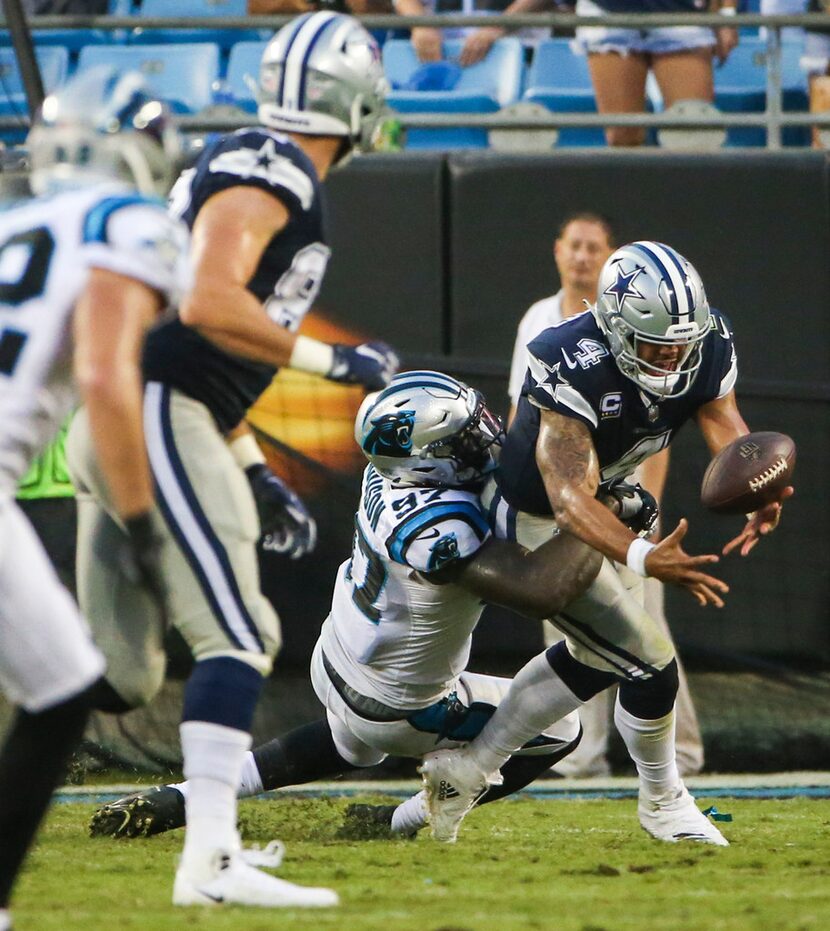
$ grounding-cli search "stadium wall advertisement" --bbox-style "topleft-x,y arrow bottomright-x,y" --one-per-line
250,151 -> 829,671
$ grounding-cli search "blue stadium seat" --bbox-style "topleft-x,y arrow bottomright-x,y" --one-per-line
384,38 -> 523,149
76,43 -> 220,113
226,40 -> 267,113
522,39 -> 605,147
129,0 -> 267,52
0,46 -> 69,118
715,36 -> 809,146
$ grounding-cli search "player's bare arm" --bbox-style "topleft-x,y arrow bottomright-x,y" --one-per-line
448,533 -> 602,620
696,391 -> 793,557
537,408 -> 728,607
73,267 -> 162,520
178,185 -> 298,366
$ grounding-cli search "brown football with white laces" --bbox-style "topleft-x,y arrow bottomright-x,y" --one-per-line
700,432 -> 796,515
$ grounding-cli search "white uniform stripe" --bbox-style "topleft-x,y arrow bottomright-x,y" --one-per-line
143,384 -> 262,654
281,11 -> 337,110
642,240 -> 692,323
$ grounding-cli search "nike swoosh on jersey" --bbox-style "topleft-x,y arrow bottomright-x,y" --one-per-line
415,528 -> 441,539
561,348 -> 579,369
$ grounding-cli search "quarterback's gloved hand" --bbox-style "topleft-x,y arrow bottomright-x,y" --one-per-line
122,512 -> 168,620
599,478 -> 659,537
327,341 -> 400,391
245,463 -> 317,560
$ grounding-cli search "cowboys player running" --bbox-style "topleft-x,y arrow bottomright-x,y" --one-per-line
0,68 -> 190,930
421,241 -> 791,845
90,371 -> 624,842
67,12 -> 395,909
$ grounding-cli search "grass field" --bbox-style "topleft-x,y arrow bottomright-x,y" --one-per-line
13,793 -> 830,931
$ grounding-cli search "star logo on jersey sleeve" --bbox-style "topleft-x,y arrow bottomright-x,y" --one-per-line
603,262 -> 646,313
527,353 -> 570,402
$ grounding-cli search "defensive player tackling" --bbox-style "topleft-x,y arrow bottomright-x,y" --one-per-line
420,241 -> 792,846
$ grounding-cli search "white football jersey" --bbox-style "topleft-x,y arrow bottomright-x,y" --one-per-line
0,183 -> 191,495
320,465 -> 492,710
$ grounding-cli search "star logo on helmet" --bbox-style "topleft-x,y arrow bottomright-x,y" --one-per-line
603,263 -> 646,313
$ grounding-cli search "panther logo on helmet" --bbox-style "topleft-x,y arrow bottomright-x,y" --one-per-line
362,411 -> 415,458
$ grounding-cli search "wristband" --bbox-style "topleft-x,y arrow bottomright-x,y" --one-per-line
718,5 -> 737,14
626,537 -> 656,578
288,335 -> 335,376
229,432 -> 265,470
123,511 -> 156,547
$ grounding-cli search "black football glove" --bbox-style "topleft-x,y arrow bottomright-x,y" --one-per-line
599,478 -> 659,537
327,341 -> 400,391
245,463 -> 317,560
122,512 -> 168,621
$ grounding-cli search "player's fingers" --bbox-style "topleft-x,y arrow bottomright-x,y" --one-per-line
662,518 -> 688,546
696,582 -> 725,608
740,536 -> 760,557
722,530 -> 749,555
685,569 -> 729,592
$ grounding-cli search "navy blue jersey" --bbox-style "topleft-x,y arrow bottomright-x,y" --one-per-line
143,127 -> 329,433
498,308 -> 737,515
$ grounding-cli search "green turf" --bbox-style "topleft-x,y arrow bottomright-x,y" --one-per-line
12,795 -> 830,930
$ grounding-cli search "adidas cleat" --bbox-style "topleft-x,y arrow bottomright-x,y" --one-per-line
173,849 -> 339,908
89,785 -> 186,838
419,749 -> 502,844
638,785 -> 729,846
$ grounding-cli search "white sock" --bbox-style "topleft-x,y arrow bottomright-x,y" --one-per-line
0,908 -> 11,931
239,750 -> 264,798
391,790 -> 427,835
614,695 -> 680,801
179,720 -> 252,876
466,652 -> 585,775
168,748 -> 262,802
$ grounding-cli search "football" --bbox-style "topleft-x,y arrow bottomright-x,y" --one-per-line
700,431 -> 796,515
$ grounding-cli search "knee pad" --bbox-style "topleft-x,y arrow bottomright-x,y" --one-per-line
545,641 -> 618,702
618,659 -> 679,719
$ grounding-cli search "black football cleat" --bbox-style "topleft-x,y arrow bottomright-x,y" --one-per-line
89,785 -> 186,838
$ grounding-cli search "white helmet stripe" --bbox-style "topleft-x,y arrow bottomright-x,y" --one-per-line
635,240 -> 692,324
281,11 -> 338,111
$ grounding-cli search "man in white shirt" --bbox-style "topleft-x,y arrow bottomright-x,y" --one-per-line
506,212 -> 704,778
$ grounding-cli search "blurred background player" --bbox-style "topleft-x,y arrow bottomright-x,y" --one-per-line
421,241 -> 791,846
507,213 -> 704,779
0,67 -> 190,931
90,373 -> 664,843
67,11 -> 397,909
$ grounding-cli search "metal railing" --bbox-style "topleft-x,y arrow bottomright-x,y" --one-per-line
2,12 -> 830,149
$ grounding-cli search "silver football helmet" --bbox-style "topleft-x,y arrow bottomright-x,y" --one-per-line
257,11 -> 388,156
27,66 -> 180,197
355,371 -> 504,488
593,241 -> 712,399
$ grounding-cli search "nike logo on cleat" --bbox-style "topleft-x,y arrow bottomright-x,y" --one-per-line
438,780 -> 460,801
198,890 -> 225,903
673,833 -> 709,840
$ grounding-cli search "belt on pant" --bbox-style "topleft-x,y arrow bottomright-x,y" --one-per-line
321,652 -> 411,723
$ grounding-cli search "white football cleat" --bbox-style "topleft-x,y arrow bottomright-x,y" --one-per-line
419,748 -> 502,844
638,785 -> 729,847
173,849 -> 339,908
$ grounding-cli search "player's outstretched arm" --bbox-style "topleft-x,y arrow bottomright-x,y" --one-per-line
537,409 -> 727,606
696,392 -> 793,556
178,186 -> 398,390
449,532 -> 602,619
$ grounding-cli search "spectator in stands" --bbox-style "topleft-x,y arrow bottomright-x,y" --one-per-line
795,0 -> 830,146
23,1 -> 108,12
249,0 -> 393,14
395,0 -> 554,66
575,0 -> 740,146
507,212 -> 705,777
